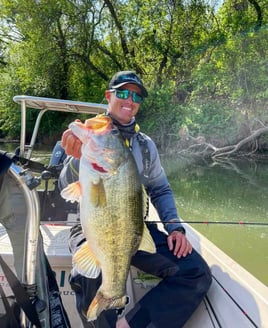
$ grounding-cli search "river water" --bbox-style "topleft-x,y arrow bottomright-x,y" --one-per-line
163,155 -> 268,286
1,143 -> 268,285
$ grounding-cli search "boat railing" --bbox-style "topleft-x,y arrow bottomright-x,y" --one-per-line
13,95 -> 108,159
0,96 -> 108,326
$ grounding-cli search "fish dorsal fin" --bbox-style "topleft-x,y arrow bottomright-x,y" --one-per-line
60,181 -> 81,203
90,179 -> 106,207
138,223 -> 156,254
73,242 -> 101,279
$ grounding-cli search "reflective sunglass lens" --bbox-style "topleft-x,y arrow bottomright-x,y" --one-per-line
133,93 -> 143,103
113,89 -> 143,103
117,90 -> 129,99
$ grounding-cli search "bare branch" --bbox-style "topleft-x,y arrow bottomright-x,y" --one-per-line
176,125 -> 268,159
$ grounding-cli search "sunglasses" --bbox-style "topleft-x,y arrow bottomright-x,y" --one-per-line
110,89 -> 143,104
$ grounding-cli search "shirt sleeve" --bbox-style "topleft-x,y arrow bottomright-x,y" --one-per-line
144,138 -> 185,235
58,156 -> 80,191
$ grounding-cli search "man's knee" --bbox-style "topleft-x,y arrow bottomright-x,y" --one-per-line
187,252 -> 212,295
170,250 -> 212,295
201,265 -> 212,294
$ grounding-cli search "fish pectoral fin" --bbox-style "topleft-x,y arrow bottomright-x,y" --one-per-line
90,179 -> 106,207
73,242 -> 101,278
61,181 -> 81,202
138,223 -> 156,254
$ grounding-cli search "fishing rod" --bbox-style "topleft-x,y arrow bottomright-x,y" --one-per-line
146,220 -> 268,226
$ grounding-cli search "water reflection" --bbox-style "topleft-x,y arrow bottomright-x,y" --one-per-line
163,156 -> 268,285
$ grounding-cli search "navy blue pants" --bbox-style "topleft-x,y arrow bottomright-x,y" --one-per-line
69,224 -> 212,328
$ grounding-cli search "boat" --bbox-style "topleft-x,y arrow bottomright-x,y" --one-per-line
0,95 -> 268,327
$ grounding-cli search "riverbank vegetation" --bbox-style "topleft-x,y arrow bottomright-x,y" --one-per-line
0,0 -> 267,158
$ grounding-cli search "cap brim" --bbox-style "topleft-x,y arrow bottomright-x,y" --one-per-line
111,82 -> 148,97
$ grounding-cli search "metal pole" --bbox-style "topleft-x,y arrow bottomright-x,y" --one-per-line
20,100 -> 26,158
9,164 -> 41,327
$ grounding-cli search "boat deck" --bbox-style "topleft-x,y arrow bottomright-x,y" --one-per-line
1,222 -> 267,327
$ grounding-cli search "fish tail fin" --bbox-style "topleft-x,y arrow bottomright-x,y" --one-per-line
138,223 -> 156,254
87,291 -> 128,321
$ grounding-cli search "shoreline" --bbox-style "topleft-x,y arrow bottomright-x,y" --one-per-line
0,139 -> 20,143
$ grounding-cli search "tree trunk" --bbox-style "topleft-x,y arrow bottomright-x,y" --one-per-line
176,126 -> 268,159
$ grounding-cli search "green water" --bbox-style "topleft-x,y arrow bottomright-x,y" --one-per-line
163,156 -> 268,286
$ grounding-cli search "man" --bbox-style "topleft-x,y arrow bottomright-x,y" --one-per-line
59,71 -> 212,328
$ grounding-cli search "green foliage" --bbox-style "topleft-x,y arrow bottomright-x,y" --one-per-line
137,81 -> 187,149
184,101 -> 237,146
0,0 -> 267,151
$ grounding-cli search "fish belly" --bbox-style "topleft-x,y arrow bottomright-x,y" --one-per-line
81,157 -> 144,320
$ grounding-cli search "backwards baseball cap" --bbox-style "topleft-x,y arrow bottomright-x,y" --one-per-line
108,71 -> 148,97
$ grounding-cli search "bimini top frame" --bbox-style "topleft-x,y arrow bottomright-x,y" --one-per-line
13,95 -> 108,159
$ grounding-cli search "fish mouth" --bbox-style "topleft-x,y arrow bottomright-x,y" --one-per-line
85,116 -> 113,135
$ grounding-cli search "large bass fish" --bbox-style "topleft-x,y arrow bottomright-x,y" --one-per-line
61,116 -> 155,321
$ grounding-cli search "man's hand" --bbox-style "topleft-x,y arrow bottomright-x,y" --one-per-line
61,119 -> 82,159
167,231 -> 192,258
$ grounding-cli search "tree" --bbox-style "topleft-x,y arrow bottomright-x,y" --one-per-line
0,0 -> 267,154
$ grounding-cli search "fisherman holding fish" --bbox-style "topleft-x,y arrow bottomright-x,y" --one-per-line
59,71 -> 212,328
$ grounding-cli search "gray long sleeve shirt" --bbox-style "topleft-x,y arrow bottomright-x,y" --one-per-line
58,127 -> 184,235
